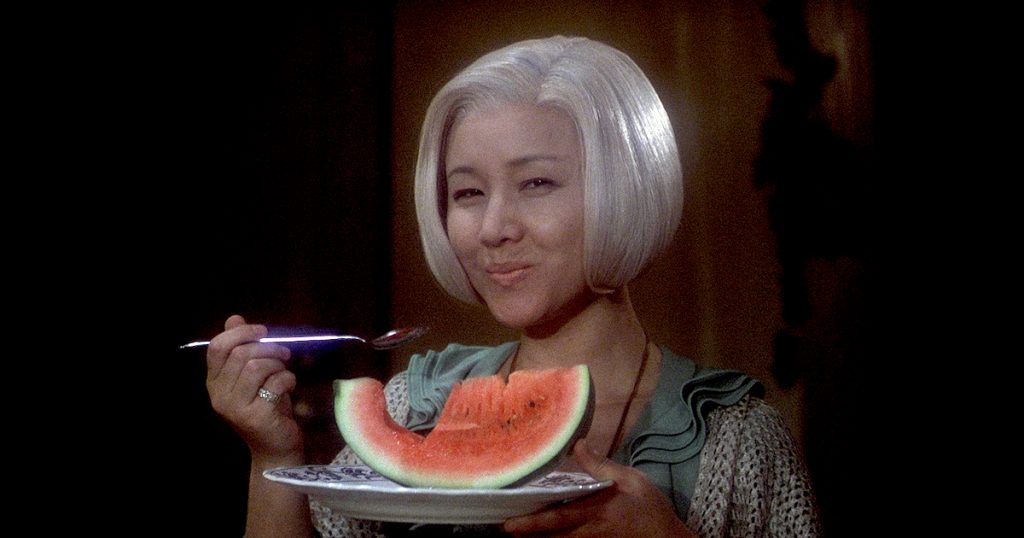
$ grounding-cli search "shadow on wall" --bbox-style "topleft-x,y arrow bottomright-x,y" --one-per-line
755,1 -> 877,537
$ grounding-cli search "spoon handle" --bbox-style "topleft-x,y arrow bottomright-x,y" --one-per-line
179,334 -> 366,349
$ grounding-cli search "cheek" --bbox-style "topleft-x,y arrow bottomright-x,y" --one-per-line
446,213 -> 476,258
535,214 -> 585,257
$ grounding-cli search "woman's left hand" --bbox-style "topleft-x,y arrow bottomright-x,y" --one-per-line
503,439 -> 696,537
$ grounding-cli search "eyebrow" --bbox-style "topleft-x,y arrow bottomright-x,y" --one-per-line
446,154 -> 561,177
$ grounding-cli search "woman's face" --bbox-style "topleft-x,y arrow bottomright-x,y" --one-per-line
445,104 -> 590,329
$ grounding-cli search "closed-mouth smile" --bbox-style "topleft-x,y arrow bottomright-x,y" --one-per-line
485,262 -> 531,287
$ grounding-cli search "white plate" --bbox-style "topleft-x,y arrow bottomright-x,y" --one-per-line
263,464 -> 613,524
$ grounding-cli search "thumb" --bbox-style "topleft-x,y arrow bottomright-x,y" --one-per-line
574,439 -> 623,481
225,314 -> 247,330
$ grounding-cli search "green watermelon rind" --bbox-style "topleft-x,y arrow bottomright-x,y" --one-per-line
334,365 -> 594,489
503,368 -> 594,488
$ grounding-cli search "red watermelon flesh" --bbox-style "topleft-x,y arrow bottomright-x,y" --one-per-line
334,365 -> 593,489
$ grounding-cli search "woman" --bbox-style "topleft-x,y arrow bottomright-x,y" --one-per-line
206,36 -> 820,537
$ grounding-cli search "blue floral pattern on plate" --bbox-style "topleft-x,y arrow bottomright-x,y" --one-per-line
262,465 -> 612,524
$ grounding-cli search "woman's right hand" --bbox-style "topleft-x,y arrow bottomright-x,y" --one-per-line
206,314 -> 303,461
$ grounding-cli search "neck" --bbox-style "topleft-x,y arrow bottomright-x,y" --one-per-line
513,287 -> 648,396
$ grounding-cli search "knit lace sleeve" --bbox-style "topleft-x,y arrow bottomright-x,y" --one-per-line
686,396 -> 821,538
310,371 -> 411,538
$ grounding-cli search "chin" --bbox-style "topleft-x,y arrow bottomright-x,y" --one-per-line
490,309 -> 543,330
489,301 -> 585,335
482,287 -> 598,332
484,297 -> 549,330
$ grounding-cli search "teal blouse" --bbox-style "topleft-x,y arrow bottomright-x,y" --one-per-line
402,343 -> 762,517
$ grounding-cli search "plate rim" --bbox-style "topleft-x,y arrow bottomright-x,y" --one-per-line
263,463 -> 612,496
263,464 -> 613,524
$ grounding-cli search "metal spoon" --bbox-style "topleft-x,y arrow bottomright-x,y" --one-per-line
179,326 -> 429,350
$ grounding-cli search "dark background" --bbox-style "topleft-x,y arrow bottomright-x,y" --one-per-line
66,1 -> 948,535
123,5 -> 397,531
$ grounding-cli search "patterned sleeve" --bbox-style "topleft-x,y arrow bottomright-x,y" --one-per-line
311,371 -> 411,538
686,396 -> 822,538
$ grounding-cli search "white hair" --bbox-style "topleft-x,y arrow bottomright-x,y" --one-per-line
414,36 -> 683,304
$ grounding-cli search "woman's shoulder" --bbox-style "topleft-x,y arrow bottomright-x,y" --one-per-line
697,395 -> 822,535
653,347 -> 765,412
707,395 -> 789,435
703,394 -> 808,472
626,348 -> 764,467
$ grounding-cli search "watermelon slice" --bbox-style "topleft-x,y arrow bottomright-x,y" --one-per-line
334,365 -> 594,489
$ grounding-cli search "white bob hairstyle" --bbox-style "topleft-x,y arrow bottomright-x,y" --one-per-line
414,36 -> 683,304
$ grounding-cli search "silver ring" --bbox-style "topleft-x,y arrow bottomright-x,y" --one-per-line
257,387 -> 281,404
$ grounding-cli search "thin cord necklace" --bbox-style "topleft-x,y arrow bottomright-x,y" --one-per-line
606,339 -> 649,458
508,338 -> 650,458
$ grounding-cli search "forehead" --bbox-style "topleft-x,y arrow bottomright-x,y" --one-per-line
446,104 -> 580,165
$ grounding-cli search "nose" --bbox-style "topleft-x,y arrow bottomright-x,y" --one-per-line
479,194 -> 523,247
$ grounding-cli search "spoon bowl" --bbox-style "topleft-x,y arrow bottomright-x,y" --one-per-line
180,326 -> 429,351
367,327 -> 430,350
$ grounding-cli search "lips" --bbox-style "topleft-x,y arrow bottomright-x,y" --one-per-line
484,262 -> 532,287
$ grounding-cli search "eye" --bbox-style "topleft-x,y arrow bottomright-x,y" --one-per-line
451,188 -> 484,201
521,177 -> 556,191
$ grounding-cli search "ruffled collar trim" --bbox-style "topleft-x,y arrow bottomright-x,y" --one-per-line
621,346 -> 762,465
